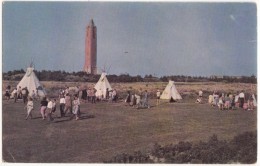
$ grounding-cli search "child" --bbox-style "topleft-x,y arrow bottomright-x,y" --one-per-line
25,97 -> 34,120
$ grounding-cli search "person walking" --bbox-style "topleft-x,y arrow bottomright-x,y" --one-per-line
156,90 -> 161,106
112,89 -> 117,102
40,97 -> 48,120
17,86 -> 22,99
135,94 -> 141,109
198,90 -> 203,102
64,93 -> 72,116
81,88 -> 87,102
106,88 -> 109,100
52,98 -> 57,114
12,88 -> 18,103
91,88 -> 96,104
72,95 -> 80,120
143,90 -> 150,108
59,95 -> 66,117
4,85 -> 11,100
22,87 -> 29,104
25,97 -> 34,120
31,90 -> 36,101
47,98 -> 54,121
239,90 -> 245,108
125,91 -> 131,106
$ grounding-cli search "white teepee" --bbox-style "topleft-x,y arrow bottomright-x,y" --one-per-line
94,73 -> 112,98
17,67 -> 46,97
160,80 -> 182,100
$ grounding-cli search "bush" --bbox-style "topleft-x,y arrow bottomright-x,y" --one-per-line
105,131 -> 257,164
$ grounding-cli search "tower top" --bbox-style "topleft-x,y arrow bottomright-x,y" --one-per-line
88,19 -> 95,27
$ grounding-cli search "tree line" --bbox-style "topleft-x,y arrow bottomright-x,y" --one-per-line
2,69 -> 257,83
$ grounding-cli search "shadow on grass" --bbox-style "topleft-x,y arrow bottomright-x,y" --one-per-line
53,114 -> 95,123
79,114 -> 95,120
31,117 -> 43,120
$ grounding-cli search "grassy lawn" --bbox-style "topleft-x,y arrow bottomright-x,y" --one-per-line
2,98 -> 256,163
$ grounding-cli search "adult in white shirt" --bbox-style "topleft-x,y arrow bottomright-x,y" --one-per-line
156,90 -> 161,106
239,91 -> 245,108
198,90 -> 203,103
199,90 -> 203,97
59,95 -> 66,117
47,99 -> 54,121
112,89 -> 117,102
12,88 -> 18,103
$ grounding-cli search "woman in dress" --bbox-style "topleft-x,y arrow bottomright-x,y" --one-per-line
72,95 -> 80,120
25,97 -> 34,120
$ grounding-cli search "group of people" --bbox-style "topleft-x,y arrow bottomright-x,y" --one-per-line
207,90 -> 257,111
124,90 -> 151,109
5,85 -> 38,103
78,87 -> 118,103
56,87 -> 82,120
26,93 -> 81,121
4,84 -> 257,121
24,96 -> 56,120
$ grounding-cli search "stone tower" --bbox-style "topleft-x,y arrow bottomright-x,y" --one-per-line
84,19 -> 97,74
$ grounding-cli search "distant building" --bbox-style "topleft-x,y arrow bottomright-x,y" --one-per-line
84,19 -> 97,74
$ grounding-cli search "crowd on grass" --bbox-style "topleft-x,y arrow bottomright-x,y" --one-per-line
3,84 -> 257,122
195,90 -> 257,111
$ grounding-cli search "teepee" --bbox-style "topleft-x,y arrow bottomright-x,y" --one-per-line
17,66 -> 46,97
94,73 -> 112,98
160,80 -> 182,100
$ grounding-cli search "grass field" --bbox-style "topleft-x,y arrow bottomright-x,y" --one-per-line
2,96 -> 257,163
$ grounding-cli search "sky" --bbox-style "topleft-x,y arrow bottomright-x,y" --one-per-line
2,2 -> 257,77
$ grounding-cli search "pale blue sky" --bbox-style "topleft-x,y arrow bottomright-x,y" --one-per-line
2,2 -> 257,76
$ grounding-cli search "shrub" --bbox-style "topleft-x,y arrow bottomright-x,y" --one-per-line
105,131 -> 257,164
